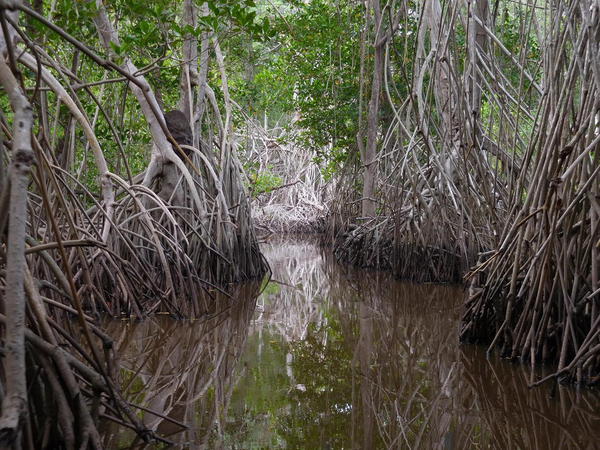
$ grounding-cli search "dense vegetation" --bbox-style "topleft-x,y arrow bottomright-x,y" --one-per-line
0,0 -> 598,448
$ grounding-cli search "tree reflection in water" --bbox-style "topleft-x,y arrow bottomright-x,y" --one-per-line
460,345 -> 600,449
101,284 -> 261,448
103,236 -> 600,449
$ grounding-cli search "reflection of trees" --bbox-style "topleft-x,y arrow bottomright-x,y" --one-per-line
460,346 -> 600,449
340,274 -> 474,448
100,238 -> 600,448
256,236 -> 329,342
330,266 -> 600,449
264,255 -> 479,449
327,267 -> 482,449
275,317 -> 356,449
101,284 -> 260,448
219,236 -> 351,448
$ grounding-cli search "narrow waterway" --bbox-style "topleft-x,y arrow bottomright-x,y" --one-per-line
102,236 -> 600,449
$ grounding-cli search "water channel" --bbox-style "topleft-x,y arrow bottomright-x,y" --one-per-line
102,236 -> 600,449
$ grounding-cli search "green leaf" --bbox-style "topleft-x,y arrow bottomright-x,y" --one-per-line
109,41 -> 122,55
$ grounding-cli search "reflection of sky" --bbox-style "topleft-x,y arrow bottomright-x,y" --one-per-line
105,236 -> 600,449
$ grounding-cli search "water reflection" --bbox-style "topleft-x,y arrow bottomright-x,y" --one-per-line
101,285 -> 260,448
461,346 -> 600,449
103,236 -> 600,449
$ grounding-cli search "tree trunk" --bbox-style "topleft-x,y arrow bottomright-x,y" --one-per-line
362,0 -> 384,218
469,0 -> 488,129
178,0 -> 198,125
0,55 -> 34,450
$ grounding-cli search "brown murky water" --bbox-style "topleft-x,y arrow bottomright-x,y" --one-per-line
102,236 -> 600,449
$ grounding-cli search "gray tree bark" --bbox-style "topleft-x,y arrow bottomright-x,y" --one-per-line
0,55 -> 34,450
362,0 -> 384,218
469,0 -> 488,127
178,0 -> 198,126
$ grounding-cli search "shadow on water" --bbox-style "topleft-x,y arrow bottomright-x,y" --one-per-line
102,236 -> 600,449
